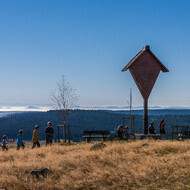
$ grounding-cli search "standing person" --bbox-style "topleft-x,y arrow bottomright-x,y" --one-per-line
159,119 -> 165,139
2,135 -> 8,151
32,125 -> 40,149
149,123 -> 156,134
17,130 -> 25,150
45,122 -> 54,146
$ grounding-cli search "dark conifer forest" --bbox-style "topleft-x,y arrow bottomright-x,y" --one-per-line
0,110 -> 189,141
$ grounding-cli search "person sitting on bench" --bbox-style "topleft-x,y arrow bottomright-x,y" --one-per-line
149,122 -> 156,134
117,124 -> 124,139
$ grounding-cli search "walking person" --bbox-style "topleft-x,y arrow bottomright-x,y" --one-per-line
159,119 -> 165,140
17,130 -> 25,150
45,122 -> 54,146
2,135 -> 8,151
32,125 -> 40,149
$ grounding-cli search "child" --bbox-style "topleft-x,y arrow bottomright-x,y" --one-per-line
32,125 -> 40,149
2,135 -> 8,151
17,130 -> 25,150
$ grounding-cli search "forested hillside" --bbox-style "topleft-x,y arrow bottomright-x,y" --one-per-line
0,110 -> 189,141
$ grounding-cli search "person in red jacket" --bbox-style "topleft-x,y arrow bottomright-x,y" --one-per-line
158,119 -> 165,139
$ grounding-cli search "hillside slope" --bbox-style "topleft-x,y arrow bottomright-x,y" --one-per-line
0,140 -> 190,189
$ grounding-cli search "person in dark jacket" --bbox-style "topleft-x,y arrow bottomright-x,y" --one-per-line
158,119 -> 165,139
45,122 -> 54,146
117,124 -> 124,140
149,122 -> 155,134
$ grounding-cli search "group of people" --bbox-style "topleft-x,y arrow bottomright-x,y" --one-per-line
116,119 -> 166,139
1,121 -> 54,151
149,119 -> 165,139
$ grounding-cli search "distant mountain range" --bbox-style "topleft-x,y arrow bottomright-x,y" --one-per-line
0,104 -> 189,112
74,105 -> 190,111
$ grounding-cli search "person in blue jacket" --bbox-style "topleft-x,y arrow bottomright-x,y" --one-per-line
17,130 -> 25,150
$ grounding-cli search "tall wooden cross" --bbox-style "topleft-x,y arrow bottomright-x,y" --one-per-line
122,45 -> 169,134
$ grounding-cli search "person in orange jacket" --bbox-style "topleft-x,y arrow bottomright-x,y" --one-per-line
32,125 -> 40,149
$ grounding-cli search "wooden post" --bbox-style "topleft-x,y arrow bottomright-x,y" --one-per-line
89,132 -> 91,142
63,124 -> 66,143
171,125 -> 173,140
130,116 -> 132,133
58,126 -> 60,143
122,117 -> 125,126
131,116 -> 134,133
143,99 -> 148,135
68,123 -> 71,144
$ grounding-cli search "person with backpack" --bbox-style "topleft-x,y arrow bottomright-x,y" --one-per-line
17,130 -> 25,150
45,122 -> 54,146
159,119 -> 165,139
32,125 -> 40,149
2,135 -> 8,151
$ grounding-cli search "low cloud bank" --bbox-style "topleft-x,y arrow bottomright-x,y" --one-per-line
0,106 -> 51,112
0,105 -> 188,112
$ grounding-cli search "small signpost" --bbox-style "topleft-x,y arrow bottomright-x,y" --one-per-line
57,124 -> 71,144
122,46 -> 169,134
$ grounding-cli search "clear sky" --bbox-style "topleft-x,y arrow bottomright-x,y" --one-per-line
0,0 -> 190,108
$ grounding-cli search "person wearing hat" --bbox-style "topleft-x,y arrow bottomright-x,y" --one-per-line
149,122 -> 155,134
32,125 -> 40,149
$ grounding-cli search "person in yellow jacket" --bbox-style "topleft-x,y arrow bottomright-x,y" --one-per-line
32,125 -> 40,149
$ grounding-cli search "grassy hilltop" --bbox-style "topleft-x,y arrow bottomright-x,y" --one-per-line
0,140 -> 190,189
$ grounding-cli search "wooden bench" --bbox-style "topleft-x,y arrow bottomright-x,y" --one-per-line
177,131 -> 190,140
83,130 -> 110,142
183,131 -> 190,138
135,134 -> 161,140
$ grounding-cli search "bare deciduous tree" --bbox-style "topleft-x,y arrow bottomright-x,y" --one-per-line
52,75 -> 77,126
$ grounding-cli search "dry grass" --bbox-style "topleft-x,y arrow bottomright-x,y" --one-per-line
0,140 -> 190,189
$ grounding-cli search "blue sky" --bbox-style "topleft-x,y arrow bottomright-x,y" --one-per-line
0,0 -> 189,108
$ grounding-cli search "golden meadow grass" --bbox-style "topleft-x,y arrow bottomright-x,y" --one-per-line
0,140 -> 190,189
